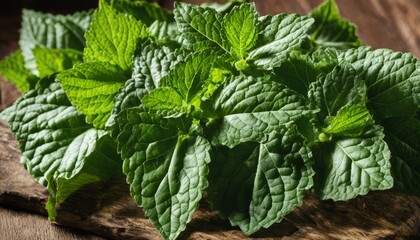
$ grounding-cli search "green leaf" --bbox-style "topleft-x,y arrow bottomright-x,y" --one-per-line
308,0 -> 361,50
142,87 -> 186,116
83,0 -> 149,72
116,108 -> 210,240
57,62 -> 129,129
174,2 -> 228,52
149,21 -> 180,42
3,76 -> 122,219
308,63 -> 366,117
274,52 -> 322,95
314,124 -> 393,200
208,128 -> 313,235
19,9 -> 92,75
322,104 -> 374,138
201,0 -> 247,13
382,117 -> 420,196
110,0 -> 172,26
160,52 -> 217,104
203,75 -> 313,148
224,3 -> 258,60
133,40 -> 184,93
340,47 -> 420,119
0,50 -> 37,93
247,14 -> 314,70
33,47 -> 83,77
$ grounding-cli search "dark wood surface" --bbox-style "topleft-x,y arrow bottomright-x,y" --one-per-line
1,1 -> 420,239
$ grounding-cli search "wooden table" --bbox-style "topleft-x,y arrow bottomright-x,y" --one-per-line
1,1 -> 419,239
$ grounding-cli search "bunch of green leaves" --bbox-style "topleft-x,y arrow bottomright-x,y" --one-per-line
0,0 -> 418,239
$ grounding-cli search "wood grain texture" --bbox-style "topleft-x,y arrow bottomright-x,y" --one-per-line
0,0 -> 420,239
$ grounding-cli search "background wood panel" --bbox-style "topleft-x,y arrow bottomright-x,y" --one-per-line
0,1 -> 419,239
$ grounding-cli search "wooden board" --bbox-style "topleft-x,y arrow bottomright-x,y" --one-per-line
1,0 -> 420,239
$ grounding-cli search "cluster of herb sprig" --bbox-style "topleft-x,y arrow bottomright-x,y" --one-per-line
0,0 -> 418,239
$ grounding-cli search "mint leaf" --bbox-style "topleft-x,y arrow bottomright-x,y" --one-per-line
274,52 -> 322,95
382,117 -> 420,196
247,14 -> 314,69
203,75 -> 313,148
57,62 -> 129,129
174,2 -> 228,52
2,76 -> 122,219
110,0 -> 172,26
116,108 -> 210,240
308,63 -> 366,117
149,21 -> 180,42
133,40 -> 184,93
0,50 -> 37,93
208,128 -> 313,235
20,9 -> 92,75
224,3 -> 258,60
314,124 -> 393,200
160,52 -> 217,104
83,0 -> 149,72
322,104 -> 374,138
142,87 -> 186,116
308,0 -> 361,50
340,47 -> 420,119
33,47 -> 83,77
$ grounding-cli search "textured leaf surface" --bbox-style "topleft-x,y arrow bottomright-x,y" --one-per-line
308,0 -> 361,50
57,62 -> 129,129
247,14 -> 314,69
142,87 -> 186,115
340,47 -> 420,119
2,76 -> 122,218
110,0 -> 172,26
174,2 -> 228,52
314,125 -> 393,200
322,104 -> 374,138
208,128 -> 313,235
84,0 -> 149,72
382,117 -> 420,196
160,52 -> 217,104
308,63 -> 366,117
0,50 -> 37,93
116,108 -> 210,240
224,3 -> 258,60
132,40 -> 183,93
33,47 -> 83,77
19,9 -> 92,75
203,75 -> 313,147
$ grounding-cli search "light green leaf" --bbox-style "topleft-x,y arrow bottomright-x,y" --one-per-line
308,0 -> 361,50
57,62 -> 129,129
340,47 -> 420,119
142,87 -> 186,116
116,108 -> 210,240
314,124 -> 393,200
110,0 -> 172,26
247,14 -> 314,70
149,21 -> 180,42
203,75 -> 313,148
83,0 -> 149,72
224,3 -> 258,60
322,104 -> 374,138
133,40 -> 184,93
0,50 -> 37,93
308,63 -> 366,117
2,76 -> 122,219
382,117 -> 420,196
208,128 -> 313,235
33,47 -> 83,77
160,52 -> 217,104
19,9 -> 92,75
174,2 -> 229,52
201,0 -> 247,13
